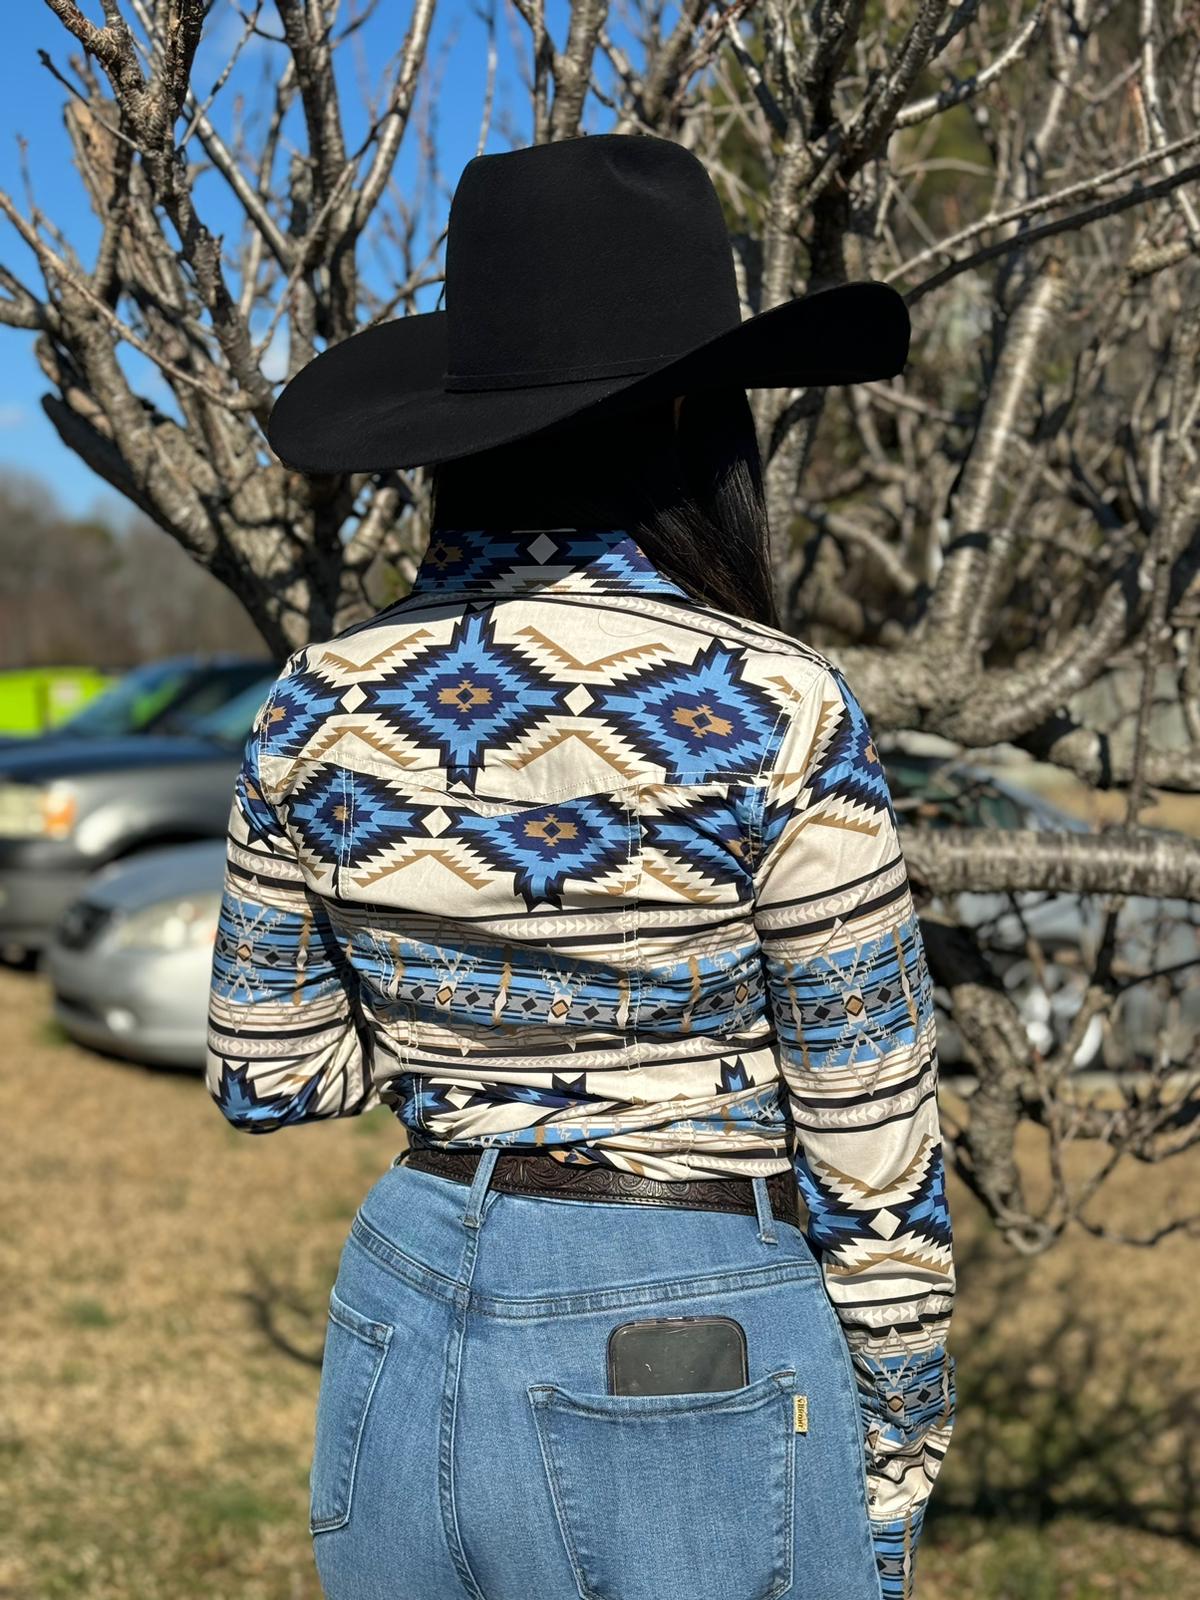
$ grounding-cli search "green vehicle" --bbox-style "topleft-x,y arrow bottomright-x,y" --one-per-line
0,667 -> 116,737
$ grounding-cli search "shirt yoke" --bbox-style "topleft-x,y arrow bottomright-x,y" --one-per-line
261,587 -> 837,801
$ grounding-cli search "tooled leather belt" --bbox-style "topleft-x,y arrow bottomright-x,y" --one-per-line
399,1143 -> 801,1228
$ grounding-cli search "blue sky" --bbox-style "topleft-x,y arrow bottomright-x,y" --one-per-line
0,0 -> 614,521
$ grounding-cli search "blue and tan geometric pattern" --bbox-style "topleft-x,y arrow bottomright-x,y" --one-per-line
288,767 -> 421,869
454,792 -> 634,911
260,663 -> 342,755
204,525 -> 956,1591
598,636 -> 784,778
353,610 -> 571,787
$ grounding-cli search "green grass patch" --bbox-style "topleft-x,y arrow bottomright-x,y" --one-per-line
176,1478 -> 294,1536
37,1016 -> 74,1049
61,1297 -> 120,1329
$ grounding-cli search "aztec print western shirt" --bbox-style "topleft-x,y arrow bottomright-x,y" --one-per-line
206,524 -> 956,1596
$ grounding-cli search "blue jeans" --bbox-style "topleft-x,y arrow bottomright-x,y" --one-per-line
310,1146 -> 883,1600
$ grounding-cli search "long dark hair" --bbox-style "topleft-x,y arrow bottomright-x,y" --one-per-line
427,385 -> 779,629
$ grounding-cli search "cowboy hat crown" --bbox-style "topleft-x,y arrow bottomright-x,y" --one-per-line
267,133 -> 909,474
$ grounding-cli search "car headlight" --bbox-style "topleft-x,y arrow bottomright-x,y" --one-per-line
111,893 -> 223,951
0,782 -> 78,840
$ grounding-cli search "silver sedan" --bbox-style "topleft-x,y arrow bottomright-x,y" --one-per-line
46,839 -> 226,1069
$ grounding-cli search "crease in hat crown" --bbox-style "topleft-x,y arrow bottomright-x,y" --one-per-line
441,134 -> 742,393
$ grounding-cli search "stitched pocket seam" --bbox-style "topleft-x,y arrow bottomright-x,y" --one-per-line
309,1294 -> 393,1536
526,1369 -> 796,1600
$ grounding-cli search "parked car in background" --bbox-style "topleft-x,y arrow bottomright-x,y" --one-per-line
884,750 -> 1200,1071
0,654 -> 271,753
42,747 -> 1198,1076
0,673 -> 273,962
47,839 -> 225,1069
0,666 -> 117,737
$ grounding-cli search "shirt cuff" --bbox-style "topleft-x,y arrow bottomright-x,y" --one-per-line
869,1498 -> 927,1600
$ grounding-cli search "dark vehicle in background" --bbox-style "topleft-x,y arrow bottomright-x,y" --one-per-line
884,750 -> 1199,1073
0,675 -> 274,961
0,654 -> 270,753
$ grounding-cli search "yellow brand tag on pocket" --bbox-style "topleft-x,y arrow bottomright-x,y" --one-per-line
793,1395 -> 808,1433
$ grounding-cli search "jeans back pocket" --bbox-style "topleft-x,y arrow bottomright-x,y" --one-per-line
527,1367 -> 797,1600
309,1287 -> 393,1535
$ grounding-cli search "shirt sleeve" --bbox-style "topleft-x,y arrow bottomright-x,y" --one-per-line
749,660 -> 957,1600
205,671 -> 381,1132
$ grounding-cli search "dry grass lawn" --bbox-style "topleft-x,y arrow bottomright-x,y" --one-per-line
0,964 -> 1196,1599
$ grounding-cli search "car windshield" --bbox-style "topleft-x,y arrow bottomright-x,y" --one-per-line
187,676 -> 277,749
148,663 -> 275,735
55,659 -> 197,739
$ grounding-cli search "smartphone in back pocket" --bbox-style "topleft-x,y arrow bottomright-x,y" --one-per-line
606,1315 -> 748,1397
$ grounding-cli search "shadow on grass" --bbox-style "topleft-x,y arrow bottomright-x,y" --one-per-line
931,1230 -> 1198,1550
236,1250 -> 329,1367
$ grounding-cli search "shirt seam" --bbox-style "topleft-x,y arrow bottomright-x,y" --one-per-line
749,661 -> 828,795
259,749 -> 782,804
743,776 -> 768,873
744,665 -> 837,907
255,652 -> 303,827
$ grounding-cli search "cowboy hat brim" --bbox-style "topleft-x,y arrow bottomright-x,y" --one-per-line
266,279 -> 909,475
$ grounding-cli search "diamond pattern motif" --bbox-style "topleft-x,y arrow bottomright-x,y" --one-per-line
289,767 -> 420,867
599,637 -> 781,777
357,610 -> 568,786
456,793 -> 633,911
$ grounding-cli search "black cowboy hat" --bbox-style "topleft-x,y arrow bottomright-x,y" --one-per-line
266,133 -> 910,474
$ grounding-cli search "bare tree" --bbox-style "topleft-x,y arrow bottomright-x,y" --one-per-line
3,1 -> 1198,1253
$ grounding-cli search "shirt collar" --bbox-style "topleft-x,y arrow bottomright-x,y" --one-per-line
409,526 -> 692,599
